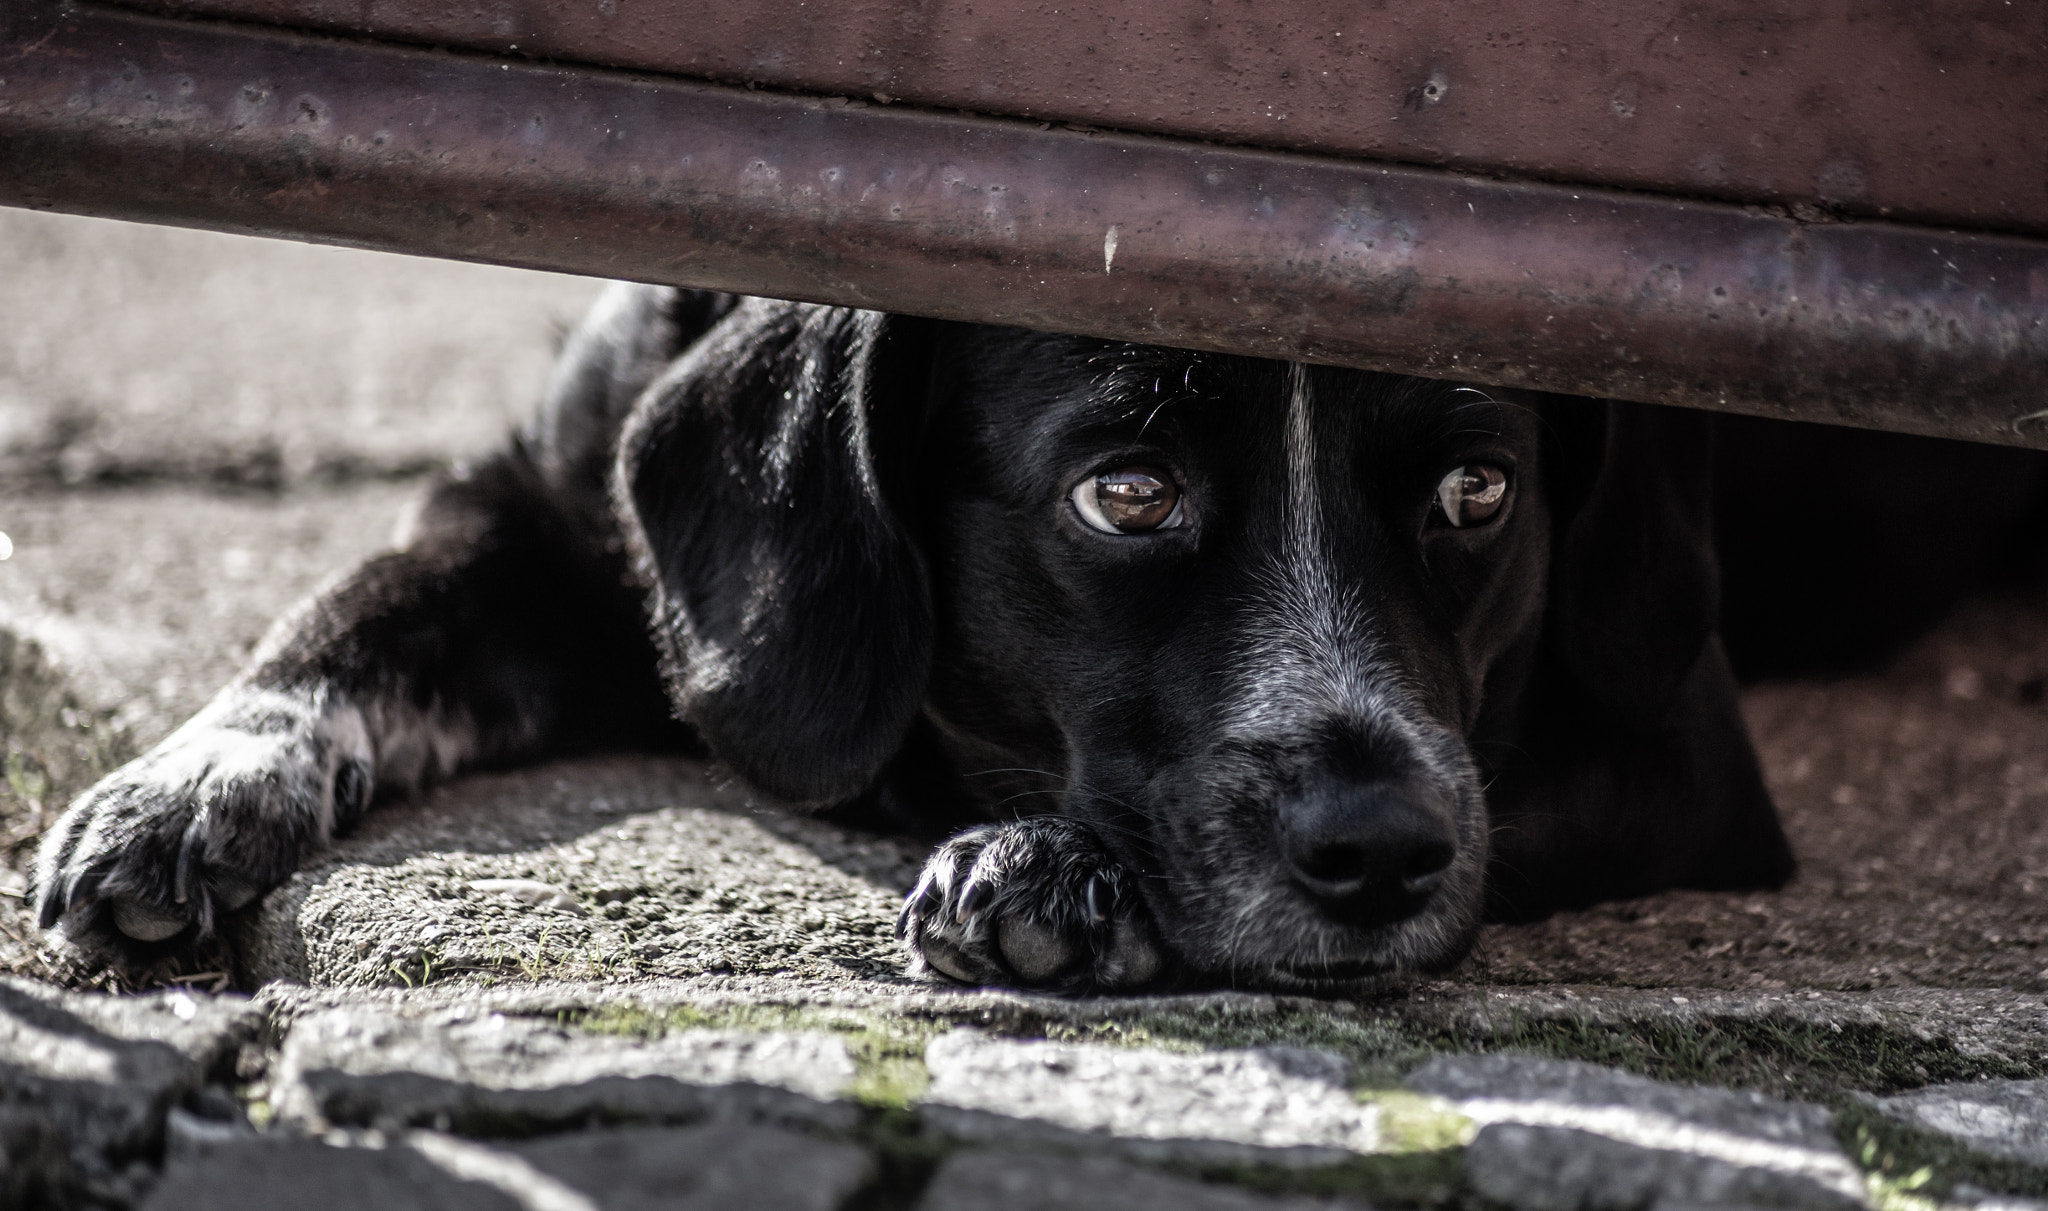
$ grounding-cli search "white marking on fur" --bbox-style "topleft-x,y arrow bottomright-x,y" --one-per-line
1103,224 -> 1120,273
1285,363 -> 1317,548
364,697 -> 481,792
1226,363 -> 1395,730
1188,366 -> 1492,979
311,698 -> 371,836
147,686 -> 379,834
1225,366 -> 1440,753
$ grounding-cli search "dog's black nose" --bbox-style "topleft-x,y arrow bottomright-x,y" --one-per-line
1276,780 -> 1456,916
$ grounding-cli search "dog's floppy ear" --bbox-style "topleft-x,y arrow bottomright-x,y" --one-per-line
618,300 -> 935,806
1545,399 -> 1721,724
1482,396 -> 1792,918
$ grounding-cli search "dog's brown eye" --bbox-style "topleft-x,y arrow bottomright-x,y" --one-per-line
1072,467 -> 1184,534
1436,464 -> 1508,527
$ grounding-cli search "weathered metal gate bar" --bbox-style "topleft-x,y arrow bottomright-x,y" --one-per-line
3,1 -> 2046,447
111,0 -> 2048,239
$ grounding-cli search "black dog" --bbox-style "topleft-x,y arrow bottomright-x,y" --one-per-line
33,285 -> 2047,993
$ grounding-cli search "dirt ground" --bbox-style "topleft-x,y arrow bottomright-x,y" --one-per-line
1465,591 -> 2048,993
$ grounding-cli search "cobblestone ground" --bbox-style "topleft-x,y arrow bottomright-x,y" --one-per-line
5,209 -> 2048,1210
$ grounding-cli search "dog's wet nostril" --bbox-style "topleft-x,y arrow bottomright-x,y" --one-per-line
1400,840 -> 1455,896
1294,841 -> 1372,888
1277,780 -> 1456,913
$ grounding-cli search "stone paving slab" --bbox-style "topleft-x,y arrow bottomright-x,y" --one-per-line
915,1149 -> 1371,1211
0,976 -> 261,1206
141,1136 -> 520,1211
236,754 -> 924,989
249,974 -> 2048,1111
1460,1124 -> 1861,1211
1867,1079 -> 2048,1167
270,1005 -> 859,1134
142,1123 -> 874,1211
1394,984 -> 2048,1091
13,974 -> 2048,1211
921,1030 -> 1380,1167
1407,1055 -> 1867,1210
1955,1192 -> 2048,1211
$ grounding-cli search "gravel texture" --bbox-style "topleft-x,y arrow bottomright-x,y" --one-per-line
236,755 -> 923,989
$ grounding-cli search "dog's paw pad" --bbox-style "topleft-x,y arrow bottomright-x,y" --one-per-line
32,691 -> 372,953
898,817 -> 1165,993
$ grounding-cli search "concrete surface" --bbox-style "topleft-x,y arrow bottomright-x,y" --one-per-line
6,209 -> 2048,1210
1472,593 -> 2048,994
0,208 -> 602,491
269,1005 -> 859,1133
234,755 -> 921,990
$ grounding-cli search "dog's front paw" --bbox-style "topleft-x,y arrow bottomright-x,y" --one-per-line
897,817 -> 1167,993
33,689 -> 373,949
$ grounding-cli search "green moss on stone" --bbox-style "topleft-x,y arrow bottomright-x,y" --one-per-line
571,1002 -> 939,1111
1836,1099 -> 2048,1205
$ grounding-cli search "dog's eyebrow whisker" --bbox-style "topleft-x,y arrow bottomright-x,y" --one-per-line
966,767 -> 1072,783
1137,395 -> 1177,438
994,790 -> 1063,810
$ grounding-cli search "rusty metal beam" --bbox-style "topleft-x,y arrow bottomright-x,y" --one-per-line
3,1 -> 2046,447
110,0 -> 2048,239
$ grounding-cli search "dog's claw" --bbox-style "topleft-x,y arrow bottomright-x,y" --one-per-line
1084,872 -> 1109,925
955,879 -> 991,924
899,817 -> 1168,994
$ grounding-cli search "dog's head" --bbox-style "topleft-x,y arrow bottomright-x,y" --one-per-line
621,298 -> 1785,988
